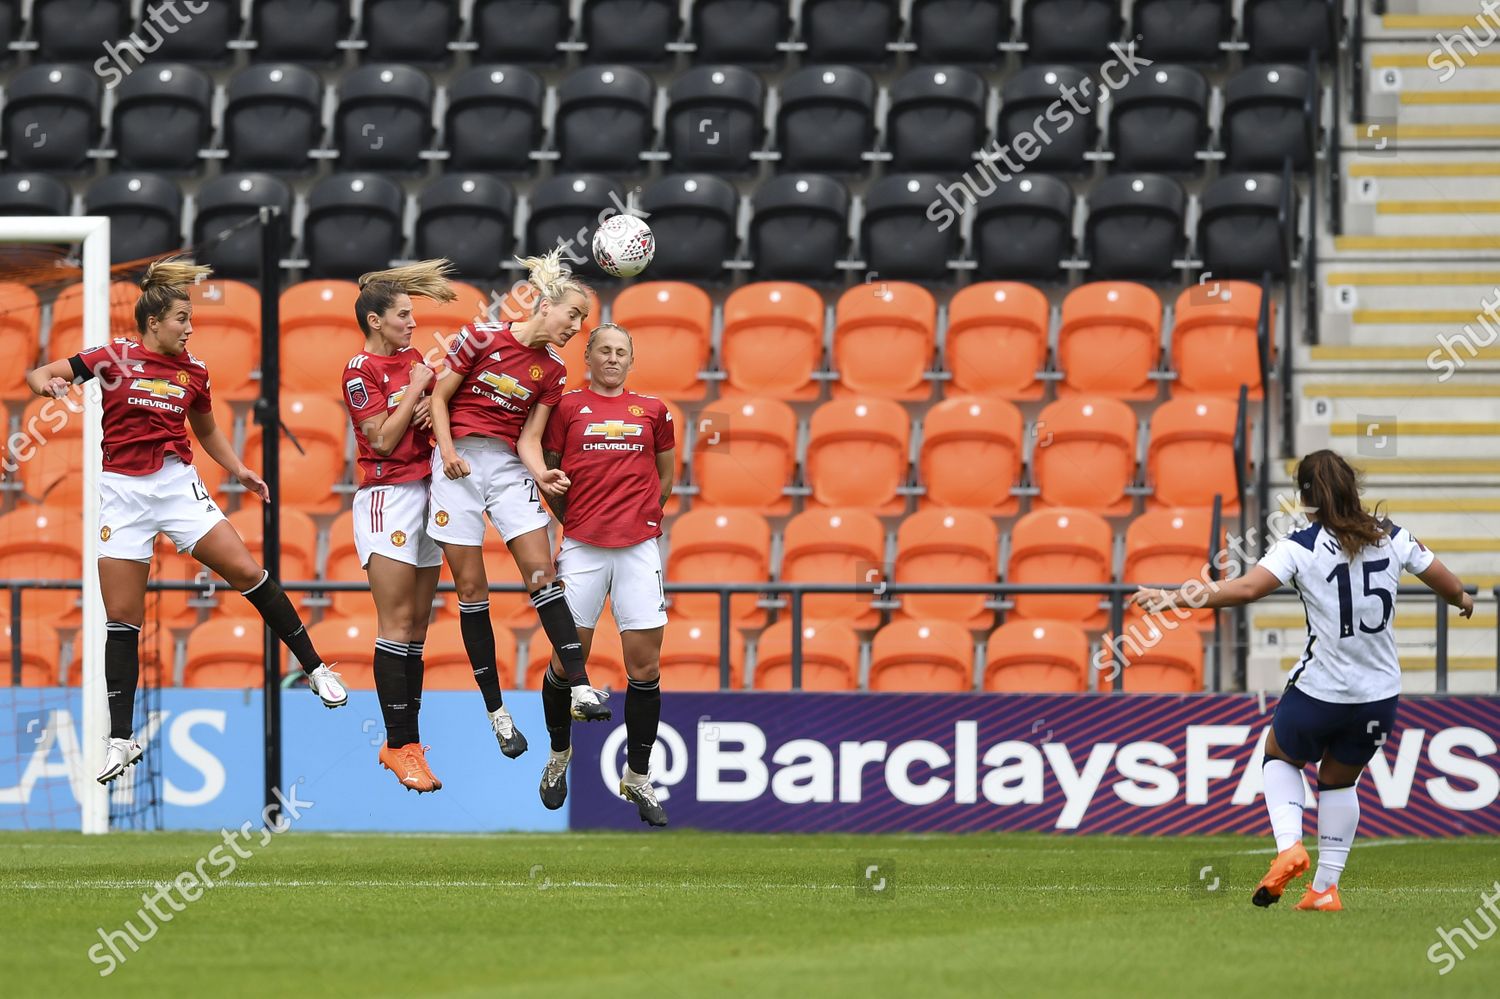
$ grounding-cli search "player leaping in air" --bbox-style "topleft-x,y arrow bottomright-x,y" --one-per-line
427,248 -> 611,762
342,259 -> 458,793
25,258 -> 348,785
527,322 -> 675,826
1136,449 -> 1473,912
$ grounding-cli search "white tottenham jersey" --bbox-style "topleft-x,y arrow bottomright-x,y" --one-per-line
1256,521 -> 1435,704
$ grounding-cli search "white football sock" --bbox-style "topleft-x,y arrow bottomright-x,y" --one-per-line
622,765 -> 648,787
1262,759 -> 1307,852
1313,785 -> 1360,891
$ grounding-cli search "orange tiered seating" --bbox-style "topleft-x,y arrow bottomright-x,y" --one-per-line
660,618 -> 745,690
945,282 -> 1050,400
1102,623 -> 1205,692
753,619 -> 859,691
832,281 -> 937,399
608,281 -> 714,400
18,387 -> 86,507
893,507 -> 998,629
806,397 -> 910,514
0,282 -> 42,397
242,394 -> 347,514
919,395 -> 1023,514
869,619 -> 975,692
1056,282 -> 1162,399
0,623 -> 63,686
780,508 -> 885,630
1123,508 -> 1221,631
308,614 -> 381,689
407,280 -> 489,352
0,506 -> 83,622
227,507 -> 319,584
720,282 -> 825,400
47,281 -> 140,359
183,615 -> 274,687
1007,507 -> 1113,627
1147,395 -> 1243,512
666,508 -> 771,625
1171,281 -> 1271,399
527,609 -> 628,691
692,395 -> 797,513
984,619 -> 1091,692
422,620 -> 516,690
1033,396 -> 1137,515
278,280 -> 362,393
185,279 -> 262,400
430,542 -> 537,629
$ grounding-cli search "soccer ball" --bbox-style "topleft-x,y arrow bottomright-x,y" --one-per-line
592,214 -> 655,278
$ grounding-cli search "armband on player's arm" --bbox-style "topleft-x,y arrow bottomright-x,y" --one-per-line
26,358 -> 83,398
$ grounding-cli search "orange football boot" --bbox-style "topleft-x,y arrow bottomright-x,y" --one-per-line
1251,842 -> 1310,907
407,744 -> 442,791
1294,884 -> 1342,912
379,743 -> 437,793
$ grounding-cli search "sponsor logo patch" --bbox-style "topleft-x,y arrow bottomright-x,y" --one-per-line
346,377 -> 369,409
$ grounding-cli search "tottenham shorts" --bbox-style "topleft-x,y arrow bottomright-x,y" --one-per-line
427,436 -> 552,547
1272,683 -> 1400,767
353,479 -> 443,569
98,455 -> 226,561
556,536 -> 668,632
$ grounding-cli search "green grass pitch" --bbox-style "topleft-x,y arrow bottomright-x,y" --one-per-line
3,831 -> 1499,997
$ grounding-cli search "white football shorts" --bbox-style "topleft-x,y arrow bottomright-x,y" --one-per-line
556,536 -> 668,632
427,435 -> 552,547
98,454 -> 227,561
353,479 -> 443,569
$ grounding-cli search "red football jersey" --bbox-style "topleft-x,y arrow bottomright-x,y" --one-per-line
342,348 -> 432,486
71,339 -> 212,476
443,322 -> 566,444
541,387 -> 676,548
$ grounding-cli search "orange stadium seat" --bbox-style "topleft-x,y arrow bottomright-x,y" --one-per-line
660,618 -> 745,690
227,507 -> 319,584
894,508 -> 998,629
1033,396 -> 1137,515
527,609 -> 628,691
1056,282 -> 1162,399
720,282 -> 825,400
661,397 -> 685,514
1123,508 -> 1221,631
278,280 -> 362,393
47,281 -> 140,359
433,545 -> 536,630
608,281 -> 714,400
309,614 -> 382,689
0,282 -> 42,396
421,620 -> 515,690
183,615 -> 274,688
182,279 -> 261,400
152,540 -> 222,629
1171,281 -> 1272,398
0,623 -> 63,686
1007,507 -> 1113,626
692,395 -> 797,513
408,280 -> 489,353
666,508 -> 771,625
242,394 -> 347,514
918,395 -> 1023,514
753,619 -> 859,691
984,619 -> 1090,692
945,282 -> 1050,400
1101,622 -> 1204,692
323,508 -> 369,619
1147,395 -> 1243,512
832,281 -> 937,399
806,397 -> 910,514
0,506 -> 83,622
780,508 -> 885,630
869,619 -> 975,692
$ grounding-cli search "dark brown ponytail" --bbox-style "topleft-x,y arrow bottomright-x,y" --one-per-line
1296,449 -> 1386,559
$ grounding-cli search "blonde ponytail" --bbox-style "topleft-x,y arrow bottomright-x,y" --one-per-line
513,247 -> 592,312
135,255 -> 213,333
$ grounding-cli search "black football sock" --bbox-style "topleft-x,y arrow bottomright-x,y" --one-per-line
373,638 -> 411,749
529,583 -> 589,685
105,621 -> 141,740
542,666 -> 574,752
405,641 -> 425,744
624,677 -> 661,775
458,600 -> 505,712
240,570 -> 322,674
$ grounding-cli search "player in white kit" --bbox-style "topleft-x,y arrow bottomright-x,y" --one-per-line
1136,450 -> 1474,911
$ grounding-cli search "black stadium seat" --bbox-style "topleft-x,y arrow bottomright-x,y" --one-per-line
998,66 -> 1097,173
417,175 -> 517,282
445,66 -> 545,173
638,174 -> 740,280
475,0 -> 568,64
554,66 -> 656,174
0,174 -> 73,217
111,65 -> 214,173
1133,0 -> 1230,64
34,0 -> 126,62
252,0 -> 348,64
1198,173 -> 1293,279
862,175 -> 959,282
802,0 -> 900,65
912,0 -> 1009,64
225,64 -> 324,173
886,66 -> 989,173
86,173 -> 183,264
665,66 -> 765,174
149,0 -> 240,63
335,65 -> 434,173
971,175 -> 1075,281
1245,0 -> 1336,63
0,2 -> 17,64
1108,66 -> 1210,174
692,0 -> 786,65
1022,0 -> 1121,64
363,0 -> 459,64
1222,65 -> 1315,172
776,66 -> 877,174
524,174 -> 626,280
582,0 -> 679,64
750,173 -> 850,281
193,174 -> 295,280
2,65 -> 101,173
304,174 -> 407,279
1085,173 -> 1186,280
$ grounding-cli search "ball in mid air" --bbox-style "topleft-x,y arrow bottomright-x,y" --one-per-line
592,214 -> 655,278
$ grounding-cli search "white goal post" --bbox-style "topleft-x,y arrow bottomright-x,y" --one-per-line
0,217 -> 112,834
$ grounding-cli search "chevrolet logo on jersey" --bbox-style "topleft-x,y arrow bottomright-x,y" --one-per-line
585,421 -> 643,439
132,378 -> 187,400
477,371 -> 532,400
